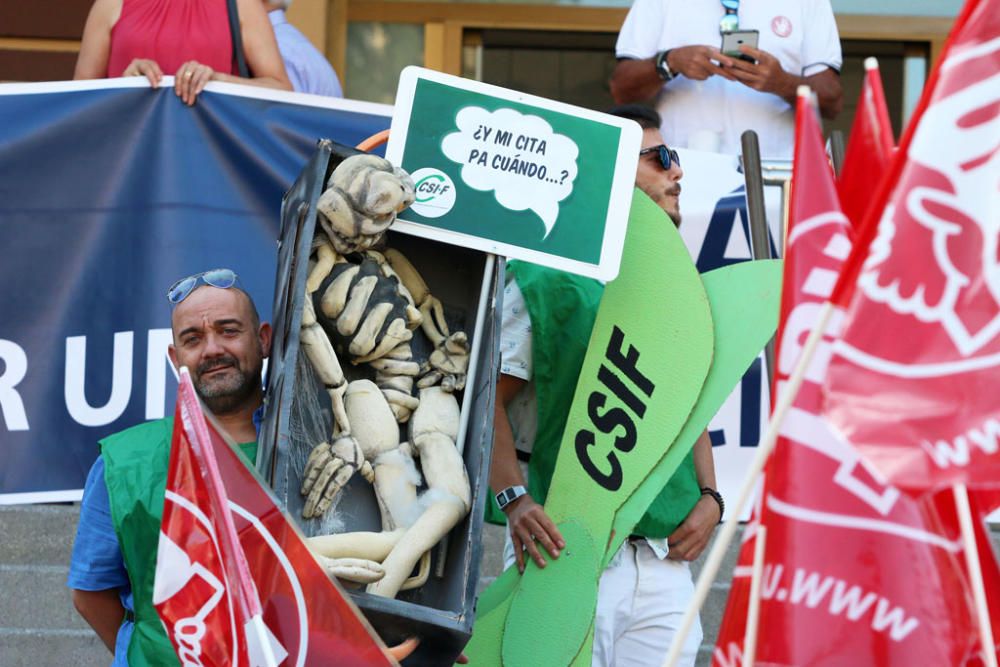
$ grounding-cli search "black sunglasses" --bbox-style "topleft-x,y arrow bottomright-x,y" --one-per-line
166,268 -> 240,304
639,145 -> 681,171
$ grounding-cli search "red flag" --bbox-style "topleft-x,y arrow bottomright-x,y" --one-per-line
154,368 -> 392,666
713,88 -> 1000,667
823,0 -> 1000,491
838,57 -> 896,230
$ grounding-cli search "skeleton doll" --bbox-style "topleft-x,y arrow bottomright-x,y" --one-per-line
296,153 -> 473,599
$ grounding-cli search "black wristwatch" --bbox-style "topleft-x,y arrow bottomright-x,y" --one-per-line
655,49 -> 676,82
495,485 -> 528,510
700,486 -> 725,522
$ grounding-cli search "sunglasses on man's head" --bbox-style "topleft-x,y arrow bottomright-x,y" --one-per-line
166,268 -> 240,304
639,145 -> 681,171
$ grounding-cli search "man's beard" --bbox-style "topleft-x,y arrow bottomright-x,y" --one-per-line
663,185 -> 681,226
194,354 -> 261,415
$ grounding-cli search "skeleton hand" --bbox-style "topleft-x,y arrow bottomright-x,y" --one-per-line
384,248 -> 471,391
419,331 -> 470,392
301,434 -> 375,519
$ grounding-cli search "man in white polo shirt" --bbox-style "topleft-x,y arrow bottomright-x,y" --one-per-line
610,0 -> 843,158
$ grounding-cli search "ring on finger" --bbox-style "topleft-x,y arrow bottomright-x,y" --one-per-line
185,70 -> 194,78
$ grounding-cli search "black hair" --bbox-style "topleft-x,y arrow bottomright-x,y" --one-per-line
607,104 -> 662,131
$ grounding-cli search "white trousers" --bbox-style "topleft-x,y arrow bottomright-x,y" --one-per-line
503,535 -> 702,666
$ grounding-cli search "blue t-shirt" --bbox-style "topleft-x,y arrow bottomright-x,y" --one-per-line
67,456 -> 134,666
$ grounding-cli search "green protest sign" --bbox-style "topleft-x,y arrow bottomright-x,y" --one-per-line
605,258 -> 782,567
463,192 -> 782,666
385,67 -> 641,281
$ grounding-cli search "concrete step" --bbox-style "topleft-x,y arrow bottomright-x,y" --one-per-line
0,504 -> 80,567
0,629 -> 109,667
0,566 -> 91,631
0,504 -> 111,666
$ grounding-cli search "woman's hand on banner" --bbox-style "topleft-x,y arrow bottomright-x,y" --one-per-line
174,60 -> 216,106
122,58 -> 163,88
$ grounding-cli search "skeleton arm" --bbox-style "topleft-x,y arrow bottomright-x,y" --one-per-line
384,248 -> 471,392
299,296 -> 375,518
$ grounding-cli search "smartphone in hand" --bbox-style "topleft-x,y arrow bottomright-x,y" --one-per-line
720,29 -> 759,63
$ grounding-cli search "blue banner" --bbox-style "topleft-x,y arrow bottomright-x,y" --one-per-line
0,81 -> 390,501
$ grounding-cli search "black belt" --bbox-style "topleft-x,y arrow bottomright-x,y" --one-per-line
124,610 -> 135,623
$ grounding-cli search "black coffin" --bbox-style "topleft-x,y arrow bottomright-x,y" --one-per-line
259,140 -> 503,666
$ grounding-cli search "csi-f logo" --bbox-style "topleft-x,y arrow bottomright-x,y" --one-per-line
409,168 -> 457,219
575,326 -> 655,491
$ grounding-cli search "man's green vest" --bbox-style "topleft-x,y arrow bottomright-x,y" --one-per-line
101,417 -> 257,666
510,260 -> 701,539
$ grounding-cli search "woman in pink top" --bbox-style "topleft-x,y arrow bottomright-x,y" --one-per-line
75,0 -> 291,105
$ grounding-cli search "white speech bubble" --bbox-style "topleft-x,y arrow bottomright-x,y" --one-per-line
441,106 -> 578,238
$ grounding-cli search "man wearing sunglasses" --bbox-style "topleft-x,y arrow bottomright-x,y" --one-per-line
489,105 -> 721,666
610,0 -> 843,159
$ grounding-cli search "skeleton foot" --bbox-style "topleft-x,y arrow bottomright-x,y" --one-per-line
315,556 -> 386,585
399,551 -> 432,591
308,533 -> 427,589
309,529 -> 403,562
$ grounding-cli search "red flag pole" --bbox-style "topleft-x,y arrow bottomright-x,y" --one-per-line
662,300 -> 839,667
176,367 -> 279,667
954,483 -> 999,667
741,524 -> 767,667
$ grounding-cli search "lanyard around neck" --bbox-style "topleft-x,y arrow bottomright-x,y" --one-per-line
720,0 -> 739,32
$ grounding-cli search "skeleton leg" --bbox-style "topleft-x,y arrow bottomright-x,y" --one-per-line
366,387 -> 470,598
366,498 -> 467,598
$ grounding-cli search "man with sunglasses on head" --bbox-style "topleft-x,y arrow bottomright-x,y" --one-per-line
489,105 -> 721,667
68,268 -> 443,664
610,0 -> 842,159
67,269 -> 272,665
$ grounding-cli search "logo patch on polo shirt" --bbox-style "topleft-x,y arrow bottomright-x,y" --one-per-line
772,15 -> 793,38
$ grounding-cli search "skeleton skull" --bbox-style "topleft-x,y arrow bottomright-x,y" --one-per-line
317,155 -> 415,254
